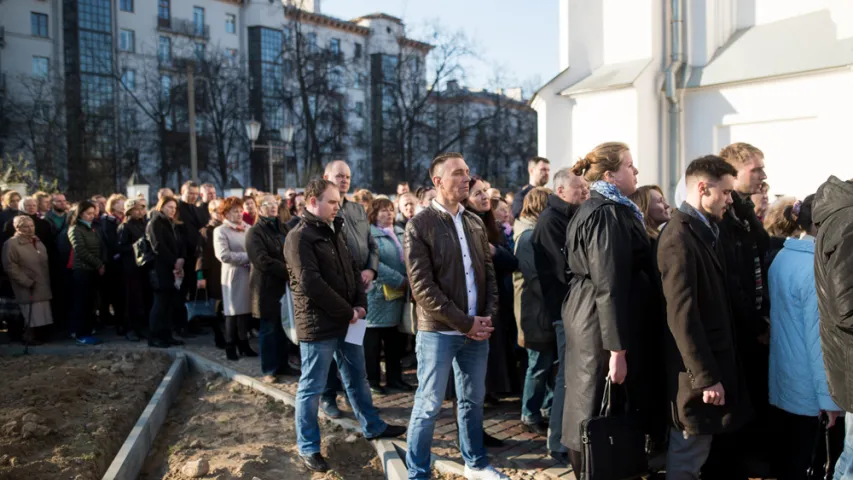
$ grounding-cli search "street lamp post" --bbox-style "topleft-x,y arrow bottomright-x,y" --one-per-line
245,120 -> 295,192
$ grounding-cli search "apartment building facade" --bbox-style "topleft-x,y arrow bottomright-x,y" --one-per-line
0,0 -> 431,196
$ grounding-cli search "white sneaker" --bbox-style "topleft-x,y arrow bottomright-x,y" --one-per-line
464,465 -> 509,480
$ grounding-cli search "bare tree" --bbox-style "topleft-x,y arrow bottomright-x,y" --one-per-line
3,74 -> 67,185
276,4 -> 354,185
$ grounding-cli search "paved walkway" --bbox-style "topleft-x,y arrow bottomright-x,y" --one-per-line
4,331 -> 574,479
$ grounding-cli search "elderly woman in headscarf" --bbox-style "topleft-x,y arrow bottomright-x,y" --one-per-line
1,215 -> 53,344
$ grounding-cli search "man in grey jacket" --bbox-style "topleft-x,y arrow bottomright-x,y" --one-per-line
319,159 -> 379,418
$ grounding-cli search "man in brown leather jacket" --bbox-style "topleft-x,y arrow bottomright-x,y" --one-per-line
403,153 -> 507,480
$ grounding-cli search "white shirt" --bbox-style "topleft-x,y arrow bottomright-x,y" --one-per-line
432,199 -> 477,335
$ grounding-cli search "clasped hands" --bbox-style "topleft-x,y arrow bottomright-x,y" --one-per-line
466,316 -> 494,341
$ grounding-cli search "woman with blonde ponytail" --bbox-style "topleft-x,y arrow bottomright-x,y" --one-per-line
559,142 -> 660,471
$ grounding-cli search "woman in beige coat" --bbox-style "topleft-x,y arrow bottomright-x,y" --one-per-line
214,197 -> 255,361
2,216 -> 53,344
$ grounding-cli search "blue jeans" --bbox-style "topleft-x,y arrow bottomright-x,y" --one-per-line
521,347 -> 555,424
835,412 -> 853,480
296,336 -> 387,455
406,332 -> 489,479
258,316 -> 289,376
547,320 -> 568,453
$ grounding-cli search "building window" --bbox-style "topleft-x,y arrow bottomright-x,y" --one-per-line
194,42 -> 205,61
226,13 -> 236,34
119,29 -> 135,52
354,43 -> 362,59
225,48 -> 238,66
158,0 -> 170,20
283,27 -> 292,46
355,101 -> 364,117
306,32 -> 317,51
121,69 -> 136,90
329,38 -> 340,56
121,108 -> 137,127
32,56 -> 49,77
283,59 -> 293,77
161,75 -> 171,99
120,0 -> 134,12
159,36 -> 171,64
31,13 -> 49,38
193,7 -> 205,35
354,73 -> 364,89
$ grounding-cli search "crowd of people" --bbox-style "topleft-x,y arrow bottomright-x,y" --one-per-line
1,142 -> 853,480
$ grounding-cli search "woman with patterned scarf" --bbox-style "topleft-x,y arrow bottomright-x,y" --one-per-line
559,142 -> 660,473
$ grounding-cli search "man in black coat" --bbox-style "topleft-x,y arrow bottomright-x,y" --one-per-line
813,176 -> 853,477
658,156 -> 751,479
529,167 -> 588,463
711,142 -> 770,477
284,179 -> 405,473
246,193 -> 296,382
177,181 -> 204,335
197,183 -> 217,227
511,157 -> 551,219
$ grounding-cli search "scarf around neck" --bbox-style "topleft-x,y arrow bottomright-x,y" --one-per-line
590,180 -> 644,222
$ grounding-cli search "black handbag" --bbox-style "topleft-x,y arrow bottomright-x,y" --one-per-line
580,379 -> 648,480
806,413 -> 832,480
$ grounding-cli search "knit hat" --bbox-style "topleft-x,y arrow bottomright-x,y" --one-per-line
124,198 -> 143,215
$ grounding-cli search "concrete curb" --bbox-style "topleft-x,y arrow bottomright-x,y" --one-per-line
182,350 -> 409,480
101,354 -> 187,480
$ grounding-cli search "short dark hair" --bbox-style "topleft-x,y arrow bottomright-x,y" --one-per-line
304,178 -> 336,202
397,181 -> 409,188
685,155 -> 738,182
528,156 -> 550,167
181,180 -> 199,193
430,152 -> 464,178
368,198 -> 395,224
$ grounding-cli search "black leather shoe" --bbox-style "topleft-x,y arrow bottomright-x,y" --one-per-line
483,432 -> 504,447
366,424 -> 406,441
148,339 -> 170,349
524,421 -> 548,436
176,328 -> 196,339
370,384 -> 386,395
165,337 -> 185,346
386,380 -> 414,392
300,452 -> 329,473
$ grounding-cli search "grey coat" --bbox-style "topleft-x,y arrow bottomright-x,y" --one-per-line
339,199 -> 379,273
214,221 -> 252,316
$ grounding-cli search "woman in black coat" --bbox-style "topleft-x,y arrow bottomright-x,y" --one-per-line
196,199 -> 225,348
145,195 -> 186,348
465,176 -> 520,398
561,142 -> 657,472
116,198 -> 149,341
246,194 -> 296,382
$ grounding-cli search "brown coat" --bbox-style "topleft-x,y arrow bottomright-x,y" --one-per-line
1,234 -> 52,304
403,204 -> 497,334
658,207 -> 751,435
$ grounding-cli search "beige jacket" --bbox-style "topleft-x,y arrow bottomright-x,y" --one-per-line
2,234 -> 52,304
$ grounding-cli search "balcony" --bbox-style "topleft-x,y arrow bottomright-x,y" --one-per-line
156,16 -> 209,40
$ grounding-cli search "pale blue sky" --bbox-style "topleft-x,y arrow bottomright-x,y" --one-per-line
323,0 -> 559,93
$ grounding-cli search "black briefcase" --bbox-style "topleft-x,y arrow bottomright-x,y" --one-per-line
580,379 -> 648,480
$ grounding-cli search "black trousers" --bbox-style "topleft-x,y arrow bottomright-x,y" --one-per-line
150,289 -> 180,341
363,326 -> 406,386
773,407 -> 844,480
70,269 -> 97,338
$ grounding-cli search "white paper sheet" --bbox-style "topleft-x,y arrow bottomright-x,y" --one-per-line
345,319 -> 367,346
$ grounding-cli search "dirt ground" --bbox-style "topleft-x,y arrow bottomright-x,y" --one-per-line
140,373 -> 385,479
0,350 -> 171,480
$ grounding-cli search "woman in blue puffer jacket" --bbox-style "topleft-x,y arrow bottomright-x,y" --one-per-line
768,193 -> 843,480
364,198 -> 413,395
